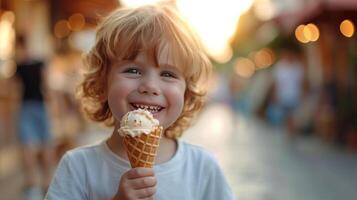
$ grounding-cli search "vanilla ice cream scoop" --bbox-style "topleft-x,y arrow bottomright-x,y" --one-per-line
118,109 -> 159,137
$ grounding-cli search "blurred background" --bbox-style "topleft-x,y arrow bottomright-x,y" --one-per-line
0,0 -> 356,200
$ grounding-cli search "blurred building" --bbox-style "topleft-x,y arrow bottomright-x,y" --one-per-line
274,0 -> 357,146
229,0 -> 356,148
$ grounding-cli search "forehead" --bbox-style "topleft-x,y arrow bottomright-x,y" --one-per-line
134,42 -> 179,69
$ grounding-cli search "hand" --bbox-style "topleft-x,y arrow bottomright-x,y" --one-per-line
113,167 -> 157,200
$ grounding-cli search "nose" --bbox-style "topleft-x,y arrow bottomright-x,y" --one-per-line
138,76 -> 161,96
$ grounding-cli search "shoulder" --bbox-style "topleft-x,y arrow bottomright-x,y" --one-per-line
47,143 -> 105,199
180,141 -> 212,156
60,142 -> 103,167
180,141 -> 221,170
66,142 -> 100,156
178,141 -> 235,199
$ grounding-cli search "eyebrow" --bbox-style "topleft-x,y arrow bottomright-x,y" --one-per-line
129,60 -> 179,70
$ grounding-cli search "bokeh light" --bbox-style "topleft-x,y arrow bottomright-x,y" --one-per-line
54,20 -> 71,38
68,13 -> 85,32
295,23 -> 320,44
340,19 -> 355,38
305,23 -> 320,42
296,24 -> 317,43
253,48 -> 275,69
234,57 -> 255,78
295,24 -> 309,43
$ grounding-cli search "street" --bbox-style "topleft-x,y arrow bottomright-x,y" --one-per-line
184,103 -> 357,200
1,103 -> 357,200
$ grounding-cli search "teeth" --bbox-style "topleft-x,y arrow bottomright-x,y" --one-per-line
133,104 -> 162,113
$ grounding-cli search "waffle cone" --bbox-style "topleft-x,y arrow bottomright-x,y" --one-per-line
123,126 -> 163,168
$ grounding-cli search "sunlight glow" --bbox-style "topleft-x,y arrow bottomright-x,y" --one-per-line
120,0 -> 254,63
253,0 -> 276,21
177,0 -> 254,63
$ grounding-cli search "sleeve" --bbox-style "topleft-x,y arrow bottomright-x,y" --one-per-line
45,152 -> 88,200
201,158 -> 235,200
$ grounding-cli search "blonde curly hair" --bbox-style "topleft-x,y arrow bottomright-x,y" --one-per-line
78,4 -> 212,138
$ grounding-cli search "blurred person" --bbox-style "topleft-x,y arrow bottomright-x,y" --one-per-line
46,4 -> 234,200
15,35 -> 55,200
271,48 -> 304,136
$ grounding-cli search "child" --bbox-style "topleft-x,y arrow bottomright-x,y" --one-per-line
46,4 -> 234,200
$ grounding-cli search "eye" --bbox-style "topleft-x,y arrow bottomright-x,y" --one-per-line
123,68 -> 140,74
161,71 -> 177,78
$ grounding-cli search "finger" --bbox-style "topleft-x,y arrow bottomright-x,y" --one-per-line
127,167 -> 155,179
129,176 -> 157,189
136,186 -> 156,199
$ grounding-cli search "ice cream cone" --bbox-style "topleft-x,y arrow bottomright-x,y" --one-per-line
123,126 -> 163,168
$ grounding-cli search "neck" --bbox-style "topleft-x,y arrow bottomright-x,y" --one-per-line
106,130 -> 177,165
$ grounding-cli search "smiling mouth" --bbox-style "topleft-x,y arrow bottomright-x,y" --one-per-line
131,103 -> 164,113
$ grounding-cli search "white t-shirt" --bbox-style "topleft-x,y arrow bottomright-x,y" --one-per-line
45,139 -> 235,200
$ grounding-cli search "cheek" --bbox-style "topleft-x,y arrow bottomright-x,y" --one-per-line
107,81 -> 131,120
167,85 -> 186,116
171,95 -> 184,117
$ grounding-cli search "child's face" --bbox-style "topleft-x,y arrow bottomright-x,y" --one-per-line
107,46 -> 186,130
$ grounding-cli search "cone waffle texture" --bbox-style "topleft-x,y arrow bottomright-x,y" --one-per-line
124,126 -> 163,168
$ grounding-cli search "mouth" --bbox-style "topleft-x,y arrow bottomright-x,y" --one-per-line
130,103 -> 164,114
